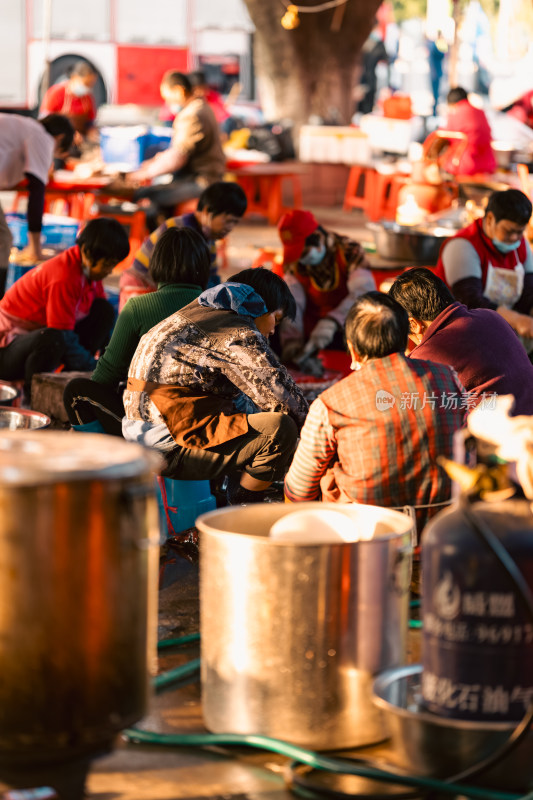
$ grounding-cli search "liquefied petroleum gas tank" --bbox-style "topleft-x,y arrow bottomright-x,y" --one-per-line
421,499 -> 533,722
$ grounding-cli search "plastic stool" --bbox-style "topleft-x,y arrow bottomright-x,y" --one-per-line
367,173 -> 409,222
174,198 -> 199,215
343,165 -> 376,213
156,476 -> 216,541
89,202 -> 148,273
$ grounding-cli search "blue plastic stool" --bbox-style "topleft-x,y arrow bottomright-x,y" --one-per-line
156,477 -> 216,541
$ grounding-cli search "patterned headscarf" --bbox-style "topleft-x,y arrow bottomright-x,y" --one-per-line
198,283 -> 268,319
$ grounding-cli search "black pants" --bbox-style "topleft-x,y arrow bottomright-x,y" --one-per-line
134,176 -> 202,231
162,412 -> 299,484
0,298 -> 114,397
63,376 -> 125,436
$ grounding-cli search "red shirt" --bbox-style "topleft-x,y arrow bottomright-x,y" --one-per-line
435,218 -> 528,287
0,246 -> 105,331
40,82 -> 96,132
443,99 -> 496,176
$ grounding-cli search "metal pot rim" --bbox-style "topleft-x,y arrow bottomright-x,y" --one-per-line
372,664 -> 518,732
0,430 -> 162,484
197,501 -> 414,544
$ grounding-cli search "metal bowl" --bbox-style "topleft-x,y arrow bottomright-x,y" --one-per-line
0,382 -> 19,407
372,664 -> 533,791
0,407 -> 51,430
367,221 -> 451,264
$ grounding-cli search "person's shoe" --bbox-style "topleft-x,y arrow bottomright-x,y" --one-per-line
226,474 -> 267,506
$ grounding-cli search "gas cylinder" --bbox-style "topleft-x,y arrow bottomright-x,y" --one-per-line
421,498 -> 533,722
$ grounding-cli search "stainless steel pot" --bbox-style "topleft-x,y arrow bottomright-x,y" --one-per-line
0,406 -> 50,429
0,431 -> 161,769
197,502 -> 413,750
368,221 -> 452,264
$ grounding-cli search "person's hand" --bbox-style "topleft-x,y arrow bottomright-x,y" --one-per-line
498,306 -> 533,339
281,340 -> 305,364
296,354 -> 324,378
124,170 -> 144,186
308,317 -> 337,351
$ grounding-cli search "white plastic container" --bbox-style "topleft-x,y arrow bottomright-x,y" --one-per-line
299,125 -> 372,164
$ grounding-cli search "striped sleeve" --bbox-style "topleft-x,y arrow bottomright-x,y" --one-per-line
134,219 -> 179,270
284,397 -> 337,502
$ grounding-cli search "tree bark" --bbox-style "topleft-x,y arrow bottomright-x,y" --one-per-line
243,0 -> 383,128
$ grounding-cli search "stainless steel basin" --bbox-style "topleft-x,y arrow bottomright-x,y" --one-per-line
372,664 -> 533,791
0,407 -> 50,430
0,382 -> 19,406
367,221 -> 452,264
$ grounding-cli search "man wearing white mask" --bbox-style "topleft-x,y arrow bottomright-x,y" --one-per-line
276,209 -> 375,373
435,189 -> 533,340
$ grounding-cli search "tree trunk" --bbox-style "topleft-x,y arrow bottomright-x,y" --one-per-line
243,0 -> 383,129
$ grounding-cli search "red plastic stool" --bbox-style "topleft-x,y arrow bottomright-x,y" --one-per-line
343,165 -> 376,213
173,198 -> 199,215
367,173 -> 409,222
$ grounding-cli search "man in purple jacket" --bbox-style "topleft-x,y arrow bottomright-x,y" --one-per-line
389,267 -> 533,415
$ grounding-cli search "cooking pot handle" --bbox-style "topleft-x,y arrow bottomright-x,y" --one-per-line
390,543 -> 413,596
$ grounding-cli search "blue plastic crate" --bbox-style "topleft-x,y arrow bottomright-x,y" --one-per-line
6,213 -> 28,248
6,213 -> 79,250
40,214 -> 79,248
5,261 -> 37,292
144,126 -> 173,160
100,125 -> 150,170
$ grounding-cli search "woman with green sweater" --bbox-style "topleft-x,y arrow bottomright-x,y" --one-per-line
63,227 -> 210,435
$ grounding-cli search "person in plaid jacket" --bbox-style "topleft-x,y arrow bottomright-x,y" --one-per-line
284,291 -> 465,534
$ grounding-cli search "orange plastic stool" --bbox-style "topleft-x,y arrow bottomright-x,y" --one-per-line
367,173 -> 409,222
173,198 -> 199,216
89,204 -> 148,274
343,165 -> 376,213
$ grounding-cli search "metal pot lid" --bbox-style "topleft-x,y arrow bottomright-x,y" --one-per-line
0,431 -> 163,485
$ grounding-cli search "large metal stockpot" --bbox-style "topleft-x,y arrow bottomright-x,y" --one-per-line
0,431 -> 161,779
368,221 -> 453,263
197,502 -> 413,750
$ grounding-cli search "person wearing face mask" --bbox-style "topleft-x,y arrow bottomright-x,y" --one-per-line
123,268 -> 308,505
0,112 -> 74,294
119,182 -> 247,305
129,71 -> 226,229
40,62 -> 98,136
0,218 -> 129,403
435,188 -> 533,342
276,209 -> 376,373
284,292 -> 464,536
